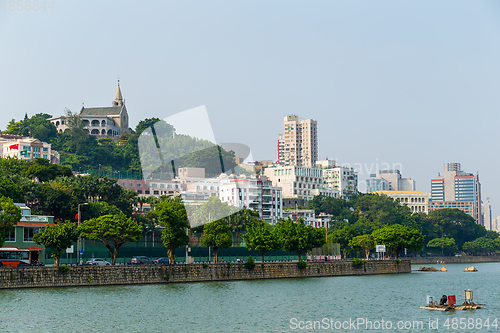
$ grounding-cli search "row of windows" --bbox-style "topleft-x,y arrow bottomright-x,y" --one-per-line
122,182 -> 181,189
5,227 -> 40,242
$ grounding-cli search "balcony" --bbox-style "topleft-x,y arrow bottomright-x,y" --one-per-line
20,215 -> 54,223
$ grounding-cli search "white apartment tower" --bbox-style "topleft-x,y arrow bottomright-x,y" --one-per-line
278,115 -> 318,167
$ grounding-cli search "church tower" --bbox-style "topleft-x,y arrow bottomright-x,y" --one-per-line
113,82 -> 124,107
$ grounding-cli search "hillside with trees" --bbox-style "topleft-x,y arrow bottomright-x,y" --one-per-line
4,113 -> 237,177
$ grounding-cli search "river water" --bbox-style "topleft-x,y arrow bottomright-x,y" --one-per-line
1,262 -> 499,332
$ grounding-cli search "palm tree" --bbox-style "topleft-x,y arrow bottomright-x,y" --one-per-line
137,196 -> 148,212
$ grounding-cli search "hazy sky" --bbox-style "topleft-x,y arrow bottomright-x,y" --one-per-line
1,1 -> 499,216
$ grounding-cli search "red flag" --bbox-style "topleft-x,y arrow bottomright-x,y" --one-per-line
448,295 -> 456,305
75,212 -> 80,221
9,144 -> 19,150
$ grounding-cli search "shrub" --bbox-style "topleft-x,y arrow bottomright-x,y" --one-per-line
297,260 -> 307,269
395,259 -> 401,263
353,258 -> 366,267
202,263 -> 209,268
58,265 -> 71,273
245,256 -> 255,270
317,268 -> 321,273
227,262 -> 232,268
279,264 -> 284,268
261,263 -> 265,268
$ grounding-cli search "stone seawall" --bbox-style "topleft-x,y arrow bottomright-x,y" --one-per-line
409,256 -> 500,265
0,260 -> 410,289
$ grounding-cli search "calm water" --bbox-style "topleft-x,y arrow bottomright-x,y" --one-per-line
1,263 -> 499,332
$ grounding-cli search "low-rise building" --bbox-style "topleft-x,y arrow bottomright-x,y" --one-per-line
428,201 -> 474,217
4,204 -> 55,264
373,191 -> 428,214
282,209 -> 316,225
282,209 -> 330,229
0,134 -> 59,164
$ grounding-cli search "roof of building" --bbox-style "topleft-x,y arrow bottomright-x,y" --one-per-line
0,134 -> 27,140
80,106 -> 123,116
373,191 -> 426,195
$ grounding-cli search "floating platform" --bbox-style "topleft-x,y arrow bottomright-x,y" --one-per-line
420,303 -> 481,311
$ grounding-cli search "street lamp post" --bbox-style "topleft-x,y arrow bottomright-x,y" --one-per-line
77,203 -> 88,265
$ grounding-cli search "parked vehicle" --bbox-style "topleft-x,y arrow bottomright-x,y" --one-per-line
153,257 -> 170,265
30,260 -> 44,266
130,256 -> 154,265
86,258 -> 111,266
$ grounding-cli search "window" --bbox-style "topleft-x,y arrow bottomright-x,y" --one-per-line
129,183 -> 134,186
137,183 -> 142,187
154,191 -> 159,195
137,190 -> 142,194
24,227 -> 39,242
145,191 -> 150,195
5,229 -> 15,242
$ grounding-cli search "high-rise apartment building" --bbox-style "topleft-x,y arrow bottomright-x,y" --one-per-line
429,163 -> 482,224
315,159 -> 358,197
482,199 -> 492,230
366,170 -> 415,192
278,115 -> 318,167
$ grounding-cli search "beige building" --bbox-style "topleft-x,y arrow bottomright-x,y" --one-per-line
49,83 -> 130,138
278,115 -> 318,167
374,190 -> 428,214
0,134 -> 59,164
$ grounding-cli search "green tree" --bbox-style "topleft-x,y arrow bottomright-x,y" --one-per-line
349,234 -> 375,260
273,217 -> 326,261
328,225 -> 356,258
135,117 -> 168,135
0,197 -> 22,247
372,224 -> 424,259
157,198 -> 190,264
428,209 -> 486,249
78,213 -> 142,265
0,176 -> 24,202
33,221 -> 79,267
484,230 -> 500,240
200,220 -> 232,263
464,237 -> 499,255
427,237 -> 457,255
242,220 -> 277,262
22,158 -> 72,182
